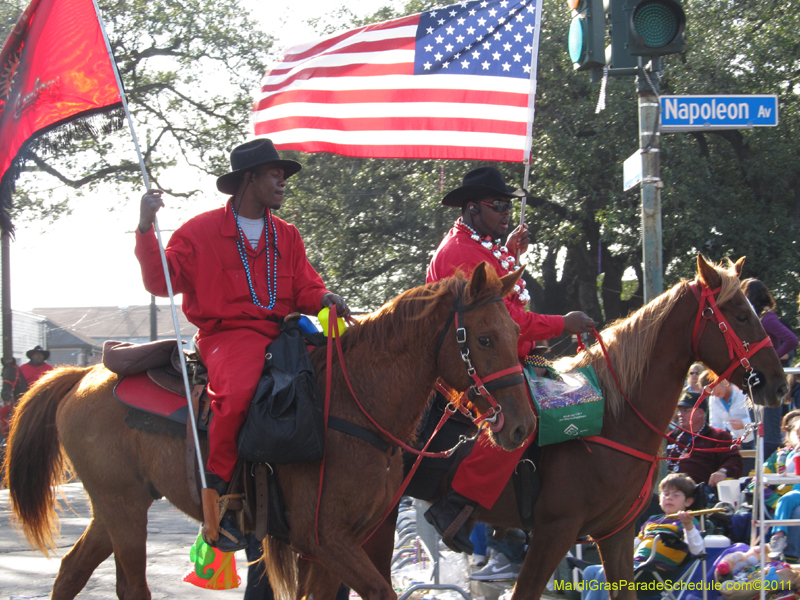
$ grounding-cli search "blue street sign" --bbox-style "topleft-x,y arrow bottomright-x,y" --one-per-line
660,95 -> 778,131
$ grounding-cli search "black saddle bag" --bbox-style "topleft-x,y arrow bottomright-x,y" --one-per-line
237,317 -> 325,464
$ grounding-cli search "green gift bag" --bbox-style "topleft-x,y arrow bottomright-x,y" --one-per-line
524,364 -> 604,446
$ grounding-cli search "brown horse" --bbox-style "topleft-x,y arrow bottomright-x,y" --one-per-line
3,262 -> 534,600
363,256 -> 789,600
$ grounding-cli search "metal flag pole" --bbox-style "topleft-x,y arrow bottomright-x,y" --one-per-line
518,0 -> 544,232
91,0 -> 206,491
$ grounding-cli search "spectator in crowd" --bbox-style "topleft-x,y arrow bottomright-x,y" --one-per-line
581,474 -> 703,600
750,410 -> 800,561
703,372 -> 753,448
765,410 -> 800,559
19,345 -> 53,387
667,392 -> 743,489
685,363 -> 704,393
741,278 -> 798,459
789,374 -> 800,412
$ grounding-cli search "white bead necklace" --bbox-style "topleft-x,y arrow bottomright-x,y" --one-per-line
454,218 -> 530,306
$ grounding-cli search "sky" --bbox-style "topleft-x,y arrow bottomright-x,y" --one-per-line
10,0 -> 401,313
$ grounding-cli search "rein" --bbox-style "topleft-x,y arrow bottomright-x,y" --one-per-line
314,286 -> 525,545
577,278 -> 773,542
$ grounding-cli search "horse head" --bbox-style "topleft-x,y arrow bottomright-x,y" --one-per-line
436,262 -> 535,451
694,255 -> 787,407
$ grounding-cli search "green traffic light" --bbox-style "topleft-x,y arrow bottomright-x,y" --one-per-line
632,0 -> 680,48
568,16 -> 586,64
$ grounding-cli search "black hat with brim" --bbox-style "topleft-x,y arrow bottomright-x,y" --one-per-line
216,138 -> 302,195
27,345 -> 50,360
442,166 -> 525,207
677,391 -> 707,413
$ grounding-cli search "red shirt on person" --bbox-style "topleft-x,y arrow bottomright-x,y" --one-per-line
135,199 -> 329,340
134,199 -> 329,481
427,223 -> 564,358
20,362 -> 53,386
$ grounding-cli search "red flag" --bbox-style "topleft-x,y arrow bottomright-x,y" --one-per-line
0,0 -> 122,227
253,0 -> 543,163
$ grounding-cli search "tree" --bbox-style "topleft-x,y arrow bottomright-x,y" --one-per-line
288,0 -> 800,333
1,0 -> 273,221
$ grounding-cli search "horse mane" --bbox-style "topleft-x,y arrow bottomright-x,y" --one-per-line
336,271 -> 496,354
556,258 -> 742,419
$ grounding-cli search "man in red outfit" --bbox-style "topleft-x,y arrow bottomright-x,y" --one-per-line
425,166 -> 596,553
20,345 -> 53,386
136,139 -> 350,551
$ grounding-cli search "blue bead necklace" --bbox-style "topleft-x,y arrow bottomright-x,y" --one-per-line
231,203 -> 279,309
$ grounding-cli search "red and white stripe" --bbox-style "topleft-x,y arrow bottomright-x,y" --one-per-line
252,12 -> 534,162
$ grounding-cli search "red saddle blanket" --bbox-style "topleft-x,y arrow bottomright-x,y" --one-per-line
114,372 -> 208,431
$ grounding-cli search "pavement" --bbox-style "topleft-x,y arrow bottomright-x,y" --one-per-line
0,481 -> 251,599
1,482 -> 566,600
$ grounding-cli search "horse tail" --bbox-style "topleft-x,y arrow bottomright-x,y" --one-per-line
3,366 -> 91,556
262,535 -> 299,599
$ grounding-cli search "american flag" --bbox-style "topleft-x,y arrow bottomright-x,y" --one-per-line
252,0 -> 543,162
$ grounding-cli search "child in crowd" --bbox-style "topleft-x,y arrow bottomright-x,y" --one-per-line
765,410 -> 800,559
581,474 -> 704,600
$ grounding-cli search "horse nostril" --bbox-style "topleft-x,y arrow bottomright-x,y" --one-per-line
776,383 -> 789,399
512,425 -> 527,446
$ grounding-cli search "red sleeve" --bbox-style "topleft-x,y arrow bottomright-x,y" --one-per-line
134,226 -> 193,297
287,225 -> 329,315
429,231 -> 565,356
511,302 -> 564,357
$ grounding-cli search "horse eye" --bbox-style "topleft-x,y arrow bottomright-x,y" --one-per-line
736,314 -> 749,324
478,336 -> 492,348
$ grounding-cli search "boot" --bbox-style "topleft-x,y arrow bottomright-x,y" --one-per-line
424,489 -> 477,554
202,472 -> 247,552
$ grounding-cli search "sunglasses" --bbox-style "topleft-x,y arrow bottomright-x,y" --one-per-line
480,199 -> 513,213
689,372 -> 700,376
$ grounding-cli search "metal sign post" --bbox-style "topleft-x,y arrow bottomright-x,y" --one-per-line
638,69 -> 663,303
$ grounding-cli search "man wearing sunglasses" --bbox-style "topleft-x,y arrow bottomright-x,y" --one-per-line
424,166 -> 596,555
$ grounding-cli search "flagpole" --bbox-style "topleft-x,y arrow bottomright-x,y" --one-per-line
91,0 -> 207,491
519,0 -> 544,232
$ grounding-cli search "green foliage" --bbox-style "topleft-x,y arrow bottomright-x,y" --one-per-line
286,0 -> 800,331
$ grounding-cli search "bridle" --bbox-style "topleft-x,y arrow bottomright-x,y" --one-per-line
689,280 -> 773,400
578,277 -> 775,542
434,283 -> 525,432
314,284 -> 527,545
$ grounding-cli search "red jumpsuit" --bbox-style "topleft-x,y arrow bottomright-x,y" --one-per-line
427,225 -> 564,509
20,362 -> 53,386
135,200 -> 329,480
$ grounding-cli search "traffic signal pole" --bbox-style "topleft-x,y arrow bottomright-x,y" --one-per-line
637,67 -> 663,302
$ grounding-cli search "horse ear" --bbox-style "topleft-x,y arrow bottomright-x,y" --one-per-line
733,256 -> 746,278
696,254 -> 721,289
500,266 -> 525,298
466,262 -> 490,301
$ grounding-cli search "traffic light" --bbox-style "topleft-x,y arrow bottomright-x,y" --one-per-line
566,0 -> 606,71
605,0 -> 639,70
607,0 -> 685,61
627,0 -> 685,55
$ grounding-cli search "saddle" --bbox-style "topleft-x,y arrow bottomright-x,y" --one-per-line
104,330 -> 385,546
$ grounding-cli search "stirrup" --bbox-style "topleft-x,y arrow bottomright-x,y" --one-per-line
441,504 -> 475,551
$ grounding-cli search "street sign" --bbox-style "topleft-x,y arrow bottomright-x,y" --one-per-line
660,95 -> 778,131
623,149 -> 642,191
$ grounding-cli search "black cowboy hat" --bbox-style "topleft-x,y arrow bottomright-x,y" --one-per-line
26,345 -> 50,360
216,139 -> 302,195
442,166 -> 525,207
677,391 -> 707,413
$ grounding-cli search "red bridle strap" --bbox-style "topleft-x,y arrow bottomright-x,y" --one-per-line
689,281 -> 773,380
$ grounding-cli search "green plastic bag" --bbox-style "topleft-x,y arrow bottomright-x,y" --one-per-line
525,365 -> 604,446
